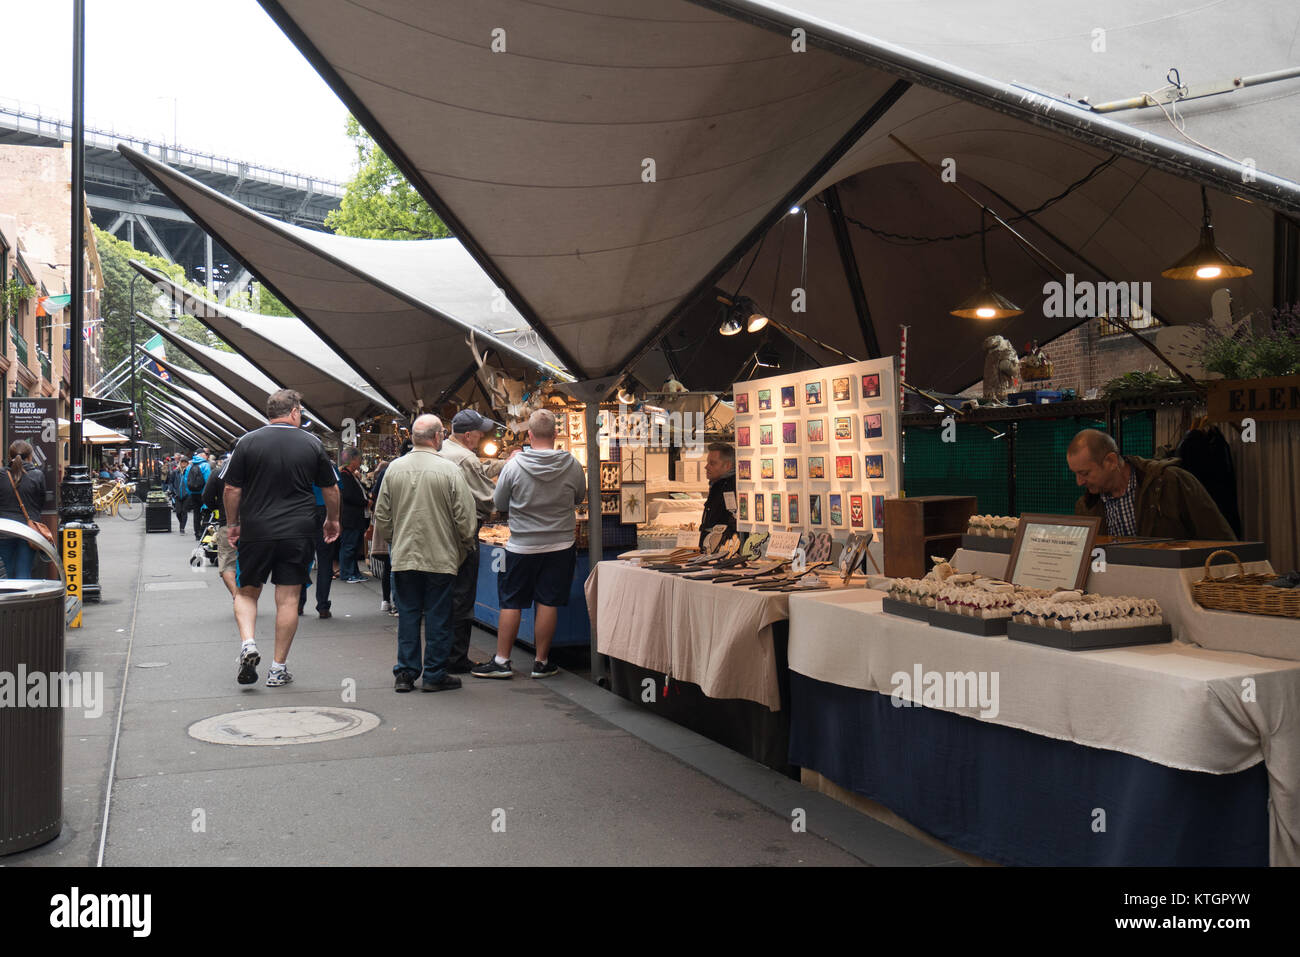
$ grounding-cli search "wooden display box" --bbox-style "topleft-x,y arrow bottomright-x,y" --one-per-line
1007,621 -> 1172,651
926,607 -> 1009,636
960,534 -> 1013,555
883,496 -> 976,579
881,596 -> 931,621
1102,540 -> 1268,568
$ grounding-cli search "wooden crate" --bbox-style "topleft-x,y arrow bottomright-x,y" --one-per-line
883,495 -> 976,579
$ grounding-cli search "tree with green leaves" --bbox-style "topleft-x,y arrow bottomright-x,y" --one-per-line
325,116 -> 451,240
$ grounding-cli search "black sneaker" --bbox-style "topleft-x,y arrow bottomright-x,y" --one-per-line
531,659 -> 559,679
470,659 -> 513,680
394,673 -> 415,693
421,675 -> 462,693
237,644 -> 260,685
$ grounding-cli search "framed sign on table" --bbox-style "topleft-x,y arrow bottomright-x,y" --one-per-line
1007,514 -> 1101,591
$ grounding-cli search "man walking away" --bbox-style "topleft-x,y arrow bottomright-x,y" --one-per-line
438,409 -> 501,672
374,415 -> 476,693
338,447 -> 369,583
472,409 -> 586,681
224,390 -> 340,687
299,461 -> 342,619
183,451 -> 211,541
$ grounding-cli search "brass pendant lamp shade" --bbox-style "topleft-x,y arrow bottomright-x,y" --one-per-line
950,208 -> 1023,320
1161,187 -> 1253,280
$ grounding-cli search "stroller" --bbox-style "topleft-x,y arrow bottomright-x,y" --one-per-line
198,508 -> 221,566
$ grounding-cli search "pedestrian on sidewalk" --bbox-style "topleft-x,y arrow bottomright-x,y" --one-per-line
373,414 -> 476,693
181,451 -> 211,541
223,389 -> 340,688
367,458 -> 396,616
299,461 -> 342,619
0,440 -> 46,580
338,447 -> 369,583
201,452 -> 238,598
438,408 -> 501,672
472,409 -> 585,681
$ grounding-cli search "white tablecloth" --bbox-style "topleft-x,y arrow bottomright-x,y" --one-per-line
788,589 -> 1300,865
953,547 -> 1300,661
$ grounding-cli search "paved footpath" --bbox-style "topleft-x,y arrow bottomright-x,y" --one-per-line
8,512 -> 956,867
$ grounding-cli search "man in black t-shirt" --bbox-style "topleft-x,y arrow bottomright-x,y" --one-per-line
224,389 -> 340,688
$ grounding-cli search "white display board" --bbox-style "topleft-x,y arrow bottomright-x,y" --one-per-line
733,356 -> 900,538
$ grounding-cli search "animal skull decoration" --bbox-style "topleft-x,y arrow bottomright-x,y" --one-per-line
467,331 -> 547,432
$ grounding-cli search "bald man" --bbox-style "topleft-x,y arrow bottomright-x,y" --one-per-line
1067,428 -> 1234,540
373,414 -> 477,693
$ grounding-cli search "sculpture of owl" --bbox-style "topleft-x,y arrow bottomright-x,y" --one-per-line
982,335 -> 1020,404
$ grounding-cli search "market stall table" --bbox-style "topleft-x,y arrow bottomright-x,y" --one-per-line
787,588 -> 1300,866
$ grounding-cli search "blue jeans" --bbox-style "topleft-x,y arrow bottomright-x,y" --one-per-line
0,537 -> 35,579
339,527 -> 364,579
393,570 -> 456,683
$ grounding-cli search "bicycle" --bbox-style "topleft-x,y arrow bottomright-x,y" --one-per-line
96,481 -> 142,521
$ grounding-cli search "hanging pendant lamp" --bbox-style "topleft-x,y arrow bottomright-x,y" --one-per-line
1161,186 -> 1253,280
950,208 -> 1023,320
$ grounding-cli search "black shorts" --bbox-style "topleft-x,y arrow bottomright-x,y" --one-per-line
499,546 -> 577,609
235,537 -> 314,588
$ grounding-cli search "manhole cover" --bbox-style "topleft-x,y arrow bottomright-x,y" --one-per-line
187,707 -> 380,746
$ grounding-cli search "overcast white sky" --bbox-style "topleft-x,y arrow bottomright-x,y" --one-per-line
0,0 -> 355,183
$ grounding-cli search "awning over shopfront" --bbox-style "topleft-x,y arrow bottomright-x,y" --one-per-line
252,0 -> 1298,392
119,145 -> 574,415
129,261 -> 397,429
59,418 -> 128,445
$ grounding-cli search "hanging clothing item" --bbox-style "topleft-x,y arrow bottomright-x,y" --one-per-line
1175,426 -> 1243,538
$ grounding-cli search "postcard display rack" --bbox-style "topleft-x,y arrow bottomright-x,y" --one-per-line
733,357 -> 900,539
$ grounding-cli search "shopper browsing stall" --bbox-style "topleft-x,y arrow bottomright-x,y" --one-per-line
1067,428 -> 1235,539
698,442 -> 737,548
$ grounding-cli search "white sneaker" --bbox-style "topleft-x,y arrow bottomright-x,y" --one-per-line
380,600 -> 390,612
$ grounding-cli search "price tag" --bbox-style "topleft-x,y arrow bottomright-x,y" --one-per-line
723,491 -> 737,512
766,529 -> 803,560
675,529 -> 700,548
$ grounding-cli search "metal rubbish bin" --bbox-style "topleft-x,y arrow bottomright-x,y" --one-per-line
0,518 -> 66,856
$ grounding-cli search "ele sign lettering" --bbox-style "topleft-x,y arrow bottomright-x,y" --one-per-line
1207,375 -> 1300,423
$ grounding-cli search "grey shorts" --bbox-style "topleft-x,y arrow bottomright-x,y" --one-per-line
217,530 -> 238,575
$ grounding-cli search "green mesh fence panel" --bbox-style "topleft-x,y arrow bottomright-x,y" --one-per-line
1014,417 -> 1105,515
903,424 -> 1009,514
1118,411 -> 1155,457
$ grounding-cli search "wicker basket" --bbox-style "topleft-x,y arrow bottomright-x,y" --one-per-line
1191,549 -> 1300,619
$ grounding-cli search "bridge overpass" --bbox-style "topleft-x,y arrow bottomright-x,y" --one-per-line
0,104 -> 343,295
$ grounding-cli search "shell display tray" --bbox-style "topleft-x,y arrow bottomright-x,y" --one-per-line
1007,621 -> 1173,651
881,596 -> 932,622
926,607 -> 1010,636
1101,540 -> 1268,568
960,534 -> 1013,554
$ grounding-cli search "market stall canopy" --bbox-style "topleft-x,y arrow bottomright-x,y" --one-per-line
118,145 -> 573,415
129,260 -> 397,429
149,406 -> 220,449
59,418 -> 128,445
254,0 -> 1299,391
136,363 -> 242,443
134,349 -> 247,436
136,315 -> 324,428
139,382 -> 231,448
139,337 -> 268,432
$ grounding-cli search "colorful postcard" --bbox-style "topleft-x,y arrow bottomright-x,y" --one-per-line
738,460 -> 751,481
863,413 -> 883,440
755,494 -> 765,522
864,453 -> 885,480
760,458 -> 775,480
787,494 -> 799,524
738,494 -> 748,521
806,418 -> 825,444
809,494 -> 823,525
759,424 -> 773,445
735,393 -> 749,414
862,373 -> 881,399
850,494 -> 865,528
758,389 -> 772,411
805,381 -> 824,406
872,494 -> 886,529
782,421 -> 798,445
834,417 -> 853,441
783,457 -> 799,480
832,376 -> 851,402
770,493 -> 781,523
835,455 -> 854,479
737,425 -> 751,447
829,494 -> 843,526
780,385 -> 796,409
808,456 -> 826,480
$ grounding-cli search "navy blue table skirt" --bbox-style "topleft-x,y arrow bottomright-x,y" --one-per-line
789,672 -> 1270,866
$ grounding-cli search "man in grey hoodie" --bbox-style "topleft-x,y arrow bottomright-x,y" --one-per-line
472,409 -> 586,680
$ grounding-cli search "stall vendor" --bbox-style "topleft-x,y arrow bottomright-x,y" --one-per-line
699,442 -> 737,548
1067,429 -> 1235,540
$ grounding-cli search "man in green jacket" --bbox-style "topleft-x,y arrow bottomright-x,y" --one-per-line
1067,429 -> 1236,540
374,414 -> 477,693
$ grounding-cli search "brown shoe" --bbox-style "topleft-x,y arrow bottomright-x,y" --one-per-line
319,609 -> 332,619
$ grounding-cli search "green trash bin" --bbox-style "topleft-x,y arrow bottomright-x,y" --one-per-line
0,518 -> 66,855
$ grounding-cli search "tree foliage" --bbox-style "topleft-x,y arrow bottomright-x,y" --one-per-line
325,116 -> 451,240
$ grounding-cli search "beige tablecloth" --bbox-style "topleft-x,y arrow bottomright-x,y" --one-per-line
953,548 -> 1300,661
788,589 -> 1300,866
587,561 -> 862,710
